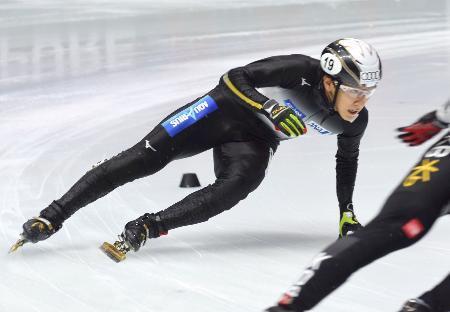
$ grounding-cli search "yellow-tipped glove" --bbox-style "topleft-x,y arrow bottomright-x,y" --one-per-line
263,99 -> 307,137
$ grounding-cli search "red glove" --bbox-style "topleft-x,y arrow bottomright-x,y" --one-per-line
397,111 -> 446,146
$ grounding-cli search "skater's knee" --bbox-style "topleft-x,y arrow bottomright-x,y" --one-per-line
198,172 -> 265,216
224,171 -> 265,199
240,171 -> 265,192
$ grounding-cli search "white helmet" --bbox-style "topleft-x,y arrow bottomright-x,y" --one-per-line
320,38 -> 382,88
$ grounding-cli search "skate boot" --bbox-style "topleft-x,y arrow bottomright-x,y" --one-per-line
101,212 -> 168,262
339,203 -> 363,238
10,201 -> 65,252
399,299 -> 433,312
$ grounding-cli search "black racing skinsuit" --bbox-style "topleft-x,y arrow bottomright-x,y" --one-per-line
277,131 -> 450,312
39,54 -> 368,238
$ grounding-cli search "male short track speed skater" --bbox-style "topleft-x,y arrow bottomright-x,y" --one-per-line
12,38 -> 382,261
266,100 -> 450,312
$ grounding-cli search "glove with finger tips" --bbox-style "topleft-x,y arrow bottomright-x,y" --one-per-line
397,111 -> 447,146
263,99 -> 307,137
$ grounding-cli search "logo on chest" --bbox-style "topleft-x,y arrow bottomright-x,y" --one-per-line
300,77 -> 311,87
307,121 -> 332,135
283,99 -> 333,135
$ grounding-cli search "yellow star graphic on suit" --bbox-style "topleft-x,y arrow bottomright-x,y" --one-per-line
403,159 -> 440,187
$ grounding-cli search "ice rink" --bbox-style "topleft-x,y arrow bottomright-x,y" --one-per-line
1,0 -> 449,311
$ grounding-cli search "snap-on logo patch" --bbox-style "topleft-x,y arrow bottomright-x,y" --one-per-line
162,95 -> 218,137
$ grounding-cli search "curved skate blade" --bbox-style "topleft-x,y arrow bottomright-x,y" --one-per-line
9,238 -> 27,254
100,242 -> 127,262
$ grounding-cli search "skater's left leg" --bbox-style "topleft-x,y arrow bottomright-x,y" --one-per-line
121,140 -> 276,252
19,92 -> 229,245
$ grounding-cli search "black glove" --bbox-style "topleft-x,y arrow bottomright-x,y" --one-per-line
397,111 -> 448,146
263,99 -> 307,138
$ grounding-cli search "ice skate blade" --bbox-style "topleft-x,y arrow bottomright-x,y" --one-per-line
9,238 -> 27,253
100,242 -> 127,262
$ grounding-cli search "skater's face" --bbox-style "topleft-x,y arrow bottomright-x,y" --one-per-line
323,76 -> 372,123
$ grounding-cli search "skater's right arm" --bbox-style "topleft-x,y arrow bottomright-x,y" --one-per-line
220,54 -> 317,111
397,99 -> 450,146
220,55 -> 314,137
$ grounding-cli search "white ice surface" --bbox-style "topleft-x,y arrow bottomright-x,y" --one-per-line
1,1 -> 449,312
